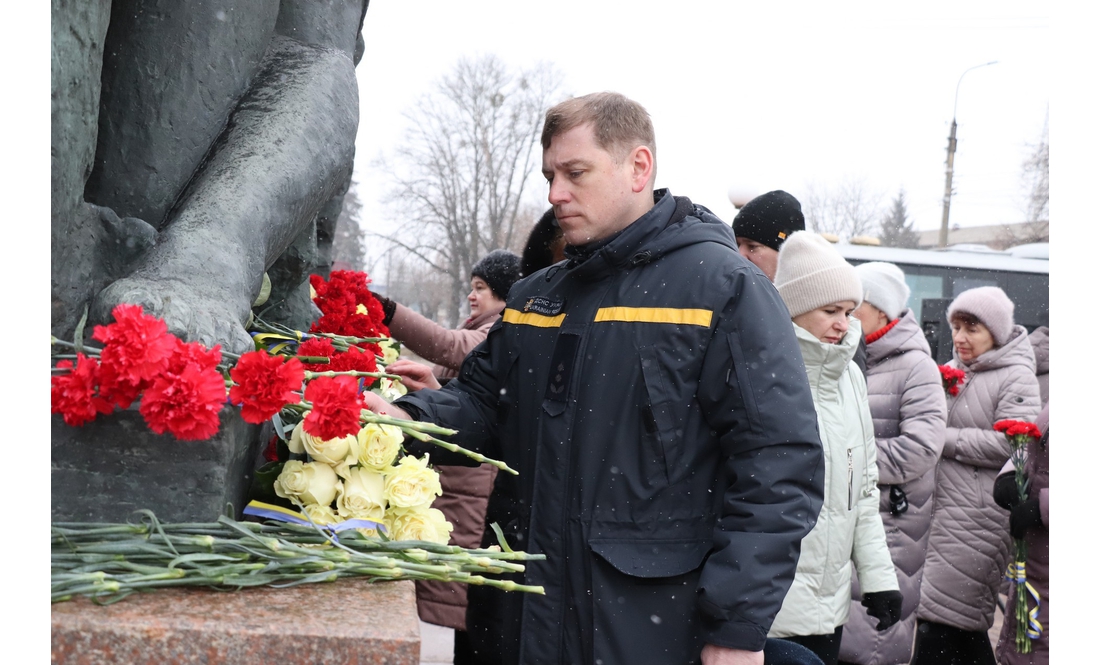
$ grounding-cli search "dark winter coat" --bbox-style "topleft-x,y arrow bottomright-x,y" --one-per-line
995,403 -> 1049,665
917,325 -> 1041,632
838,310 -> 947,665
388,305 -> 504,630
397,190 -> 825,665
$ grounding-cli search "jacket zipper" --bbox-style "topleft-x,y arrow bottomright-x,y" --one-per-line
847,448 -> 854,511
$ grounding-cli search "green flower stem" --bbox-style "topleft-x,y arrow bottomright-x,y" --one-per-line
303,370 -> 402,381
400,427 -> 517,475
360,412 -> 457,436
53,514 -> 545,603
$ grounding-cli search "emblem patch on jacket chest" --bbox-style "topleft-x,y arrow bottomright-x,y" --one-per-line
523,296 -> 564,316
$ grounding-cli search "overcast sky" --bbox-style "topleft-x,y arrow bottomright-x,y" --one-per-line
352,1 -> 1049,248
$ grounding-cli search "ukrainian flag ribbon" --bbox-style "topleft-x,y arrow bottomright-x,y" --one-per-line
243,500 -> 385,535
250,331 -> 308,355
1005,559 -> 1043,640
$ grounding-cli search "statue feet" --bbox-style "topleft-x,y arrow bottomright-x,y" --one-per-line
92,274 -> 256,356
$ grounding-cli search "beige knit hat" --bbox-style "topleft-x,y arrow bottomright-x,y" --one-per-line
947,286 -> 1015,346
775,231 -> 863,318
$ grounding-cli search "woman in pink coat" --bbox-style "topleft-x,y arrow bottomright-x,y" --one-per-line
913,286 -> 1041,665
375,249 -> 521,664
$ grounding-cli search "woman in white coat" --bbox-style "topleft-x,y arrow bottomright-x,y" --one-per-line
769,232 -> 901,665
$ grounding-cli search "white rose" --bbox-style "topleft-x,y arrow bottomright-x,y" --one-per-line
357,423 -> 404,471
273,460 -> 339,507
383,454 -> 442,509
289,421 -> 358,477
336,467 -> 387,522
376,377 -> 407,401
301,502 -> 338,526
385,506 -> 453,544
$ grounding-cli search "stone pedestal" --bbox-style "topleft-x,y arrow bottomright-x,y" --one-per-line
51,579 -> 420,664
51,408 -> 263,523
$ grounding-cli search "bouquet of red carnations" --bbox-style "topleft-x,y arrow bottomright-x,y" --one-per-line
993,418 -> 1044,654
938,364 -> 966,396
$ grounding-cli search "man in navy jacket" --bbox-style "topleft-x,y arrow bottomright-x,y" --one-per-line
365,92 -> 824,665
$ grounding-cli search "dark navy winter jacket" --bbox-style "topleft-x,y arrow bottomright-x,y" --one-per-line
399,189 -> 824,664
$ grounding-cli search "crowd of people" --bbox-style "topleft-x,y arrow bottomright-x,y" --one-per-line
365,91 -> 1049,665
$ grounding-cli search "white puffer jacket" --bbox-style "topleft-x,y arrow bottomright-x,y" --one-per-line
918,324 -> 1041,631
769,319 -> 899,638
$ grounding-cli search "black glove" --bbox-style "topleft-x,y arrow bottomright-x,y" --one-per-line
862,590 -> 903,631
1010,498 -> 1043,539
993,472 -> 1024,511
375,294 -> 398,326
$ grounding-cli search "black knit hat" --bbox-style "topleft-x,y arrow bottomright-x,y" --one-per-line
732,190 -> 806,252
471,249 -> 522,301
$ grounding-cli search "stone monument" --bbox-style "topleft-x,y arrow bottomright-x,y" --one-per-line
51,0 -> 371,522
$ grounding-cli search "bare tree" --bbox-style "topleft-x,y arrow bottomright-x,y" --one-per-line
374,55 -> 563,327
998,117 -> 1049,249
802,179 -> 884,240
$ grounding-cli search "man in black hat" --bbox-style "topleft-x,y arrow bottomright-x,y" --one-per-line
732,190 -> 806,282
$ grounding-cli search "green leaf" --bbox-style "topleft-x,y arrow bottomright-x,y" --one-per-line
489,523 -> 514,553
73,305 -> 89,355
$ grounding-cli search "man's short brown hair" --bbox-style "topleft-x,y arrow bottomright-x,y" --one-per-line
541,92 -> 656,162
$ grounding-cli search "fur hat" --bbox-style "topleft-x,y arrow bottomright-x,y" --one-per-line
854,261 -> 911,320
732,190 -> 806,251
471,249 -> 522,301
947,286 -> 1015,346
774,231 -> 863,318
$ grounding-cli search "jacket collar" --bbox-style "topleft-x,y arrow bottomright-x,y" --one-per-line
864,309 -> 932,367
795,318 -> 862,388
564,189 -> 678,282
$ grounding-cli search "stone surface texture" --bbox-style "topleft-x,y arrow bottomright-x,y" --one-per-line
52,579 -> 420,665
51,409 -> 262,523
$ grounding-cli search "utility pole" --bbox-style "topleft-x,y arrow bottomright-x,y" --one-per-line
937,120 -> 958,248
937,61 -> 998,248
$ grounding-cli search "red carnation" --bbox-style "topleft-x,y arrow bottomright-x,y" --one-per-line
168,337 -> 222,373
229,351 -> 306,424
93,304 -> 177,383
994,419 -> 1042,440
298,337 -> 336,366
139,363 -> 227,441
302,376 -> 363,440
328,346 -> 379,387
938,364 -> 966,397
51,354 -> 114,426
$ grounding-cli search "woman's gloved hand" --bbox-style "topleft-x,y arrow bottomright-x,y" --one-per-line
862,590 -> 903,631
993,472 -> 1024,511
1010,498 -> 1043,539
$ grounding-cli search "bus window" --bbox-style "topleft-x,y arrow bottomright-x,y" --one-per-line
905,274 -> 944,323
952,275 -> 999,296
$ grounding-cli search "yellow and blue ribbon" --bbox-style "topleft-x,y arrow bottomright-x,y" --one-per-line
1005,560 -> 1043,640
243,500 -> 385,536
250,330 -> 309,355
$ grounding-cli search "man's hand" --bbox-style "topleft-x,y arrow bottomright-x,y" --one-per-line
700,644 -> 763,665
361,390 -> 411,420
386,359 -> 441,391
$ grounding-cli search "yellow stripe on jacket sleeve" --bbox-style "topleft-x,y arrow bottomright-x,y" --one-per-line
502,308 -> 566,328
593,307 -> 713,327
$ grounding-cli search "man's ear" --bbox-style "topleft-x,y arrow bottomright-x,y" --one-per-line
628,145 -> 654,193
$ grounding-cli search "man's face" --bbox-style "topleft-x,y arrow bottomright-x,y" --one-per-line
542,123 -> 649,246
736,237 -> 780,281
